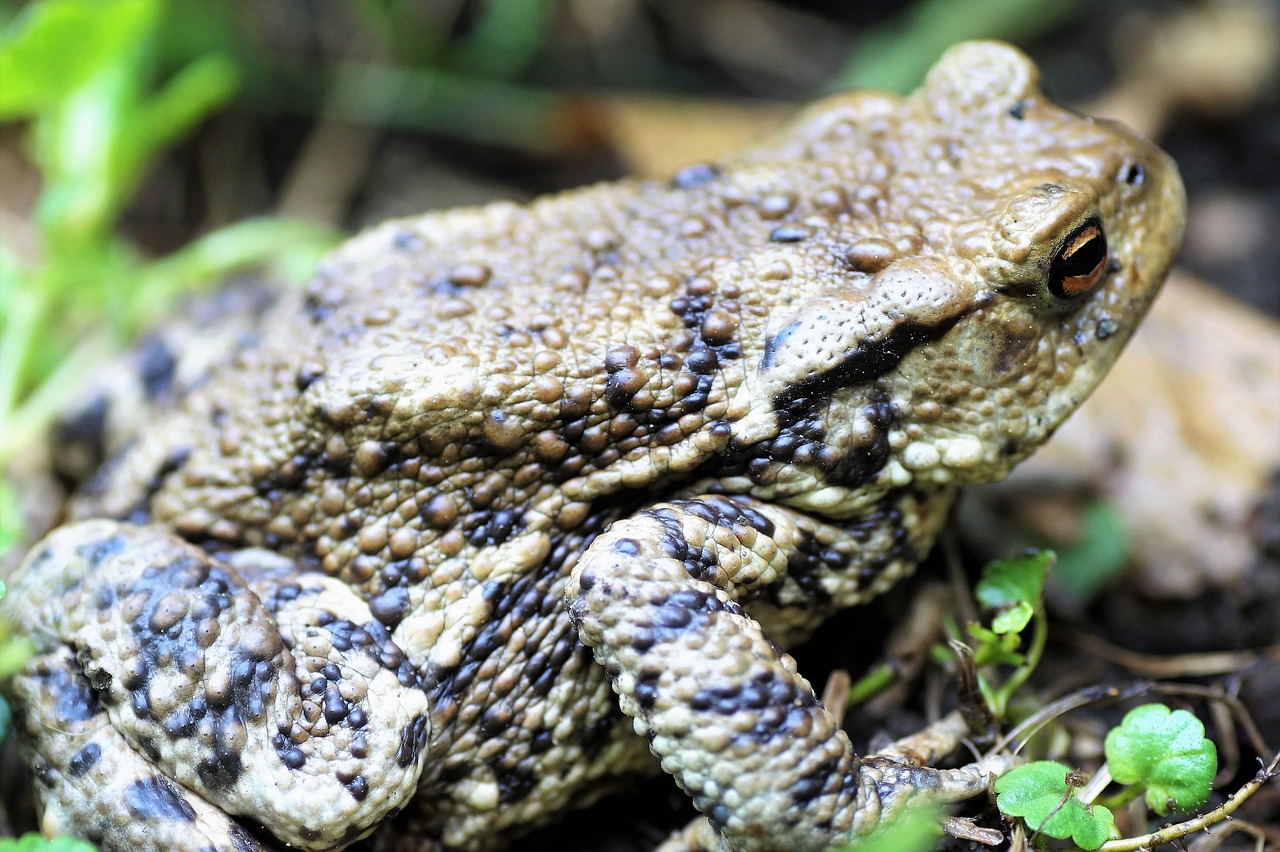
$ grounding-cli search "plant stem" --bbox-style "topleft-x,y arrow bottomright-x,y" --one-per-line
846,663 -> 897,707
1096,781 -> 1145,812
0,283 -> 48,453
1078,761 -> 1114,804
996,603 -> 1048,709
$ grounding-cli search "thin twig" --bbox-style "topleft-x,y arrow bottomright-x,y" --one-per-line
1096,751 -> 1280,852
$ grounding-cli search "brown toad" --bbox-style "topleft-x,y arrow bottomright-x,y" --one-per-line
2,42 -> 1184,852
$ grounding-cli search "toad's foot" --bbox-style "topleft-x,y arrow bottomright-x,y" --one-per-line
655,713 -> 1012,851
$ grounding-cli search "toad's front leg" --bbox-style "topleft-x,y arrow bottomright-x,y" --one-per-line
3,521 -> 430,851
567,494 -> 1006,851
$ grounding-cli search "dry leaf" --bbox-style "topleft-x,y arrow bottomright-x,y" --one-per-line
595,94 -> 790,179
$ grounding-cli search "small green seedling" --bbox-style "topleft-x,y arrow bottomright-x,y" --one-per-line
848,550 -> 1051,722
953,552 -> 1224,850
964,550 -> 1053,717
975,551 -> 1047,635
996,703 -> 1218,849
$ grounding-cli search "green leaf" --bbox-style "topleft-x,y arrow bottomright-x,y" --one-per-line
839,801 -> 941,852
965,622 -> 1024,667
4,0 -> 240,250
0,0 -> 156,116
131,52 -> 237,152
0,0 -> 249,459
1051,502 -> 1131,607
995,761 -> 1117,850
0,480 -> 19,558
0,833 -> 97,851
0,635 -> 33,680
1105,704 -> 1217,815
975,551 -> 1053,635
134,217 -> 340,317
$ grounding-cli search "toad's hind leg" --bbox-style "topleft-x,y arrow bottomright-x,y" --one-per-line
9,648 -> 272,850
3,520 -> 430,851
566,494 -> 1008,851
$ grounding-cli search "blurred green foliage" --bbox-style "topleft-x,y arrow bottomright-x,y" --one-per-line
0,0 -> 336,553
0,7 -> 337,845
0,835 -> 97,852
837,0 -> 1085,92
0,0 -> 237,250
1048,501 -> 1131,608
837,801 -> 942,852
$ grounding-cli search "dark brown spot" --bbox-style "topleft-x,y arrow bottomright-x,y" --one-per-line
353,441 -> 393,477
295,362 -> 326,391
137,335 -> 177,400
273,732 -> 306,769
125,777 -> 197,822
370,587 -> 410,627
605,366 -> 648,406
67,743 -> 102,777
338,771 -> 369,801
419,494 -> 458,529
396,715 -> 427,767
699,310 -> 737,344
494,763 -> 538,804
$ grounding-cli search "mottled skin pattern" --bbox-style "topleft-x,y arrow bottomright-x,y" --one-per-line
2,43 -> 1184,851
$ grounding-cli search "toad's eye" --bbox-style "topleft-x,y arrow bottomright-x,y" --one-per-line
1049,218 -> 1107,298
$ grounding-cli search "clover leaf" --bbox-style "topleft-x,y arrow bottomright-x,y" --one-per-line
994,761 -> 1116,850
1105,704 -> 1217,815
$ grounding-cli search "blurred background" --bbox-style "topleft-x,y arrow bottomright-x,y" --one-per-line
2,0 -> 1278,310
0,1 -> 1278,849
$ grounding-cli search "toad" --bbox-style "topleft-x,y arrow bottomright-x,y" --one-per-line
2,42 -> 1185,852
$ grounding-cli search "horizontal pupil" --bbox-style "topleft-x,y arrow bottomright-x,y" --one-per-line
1065,227 -> 1100,258
1060,234 -> 1104,277
1049,218 -> 1107,298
